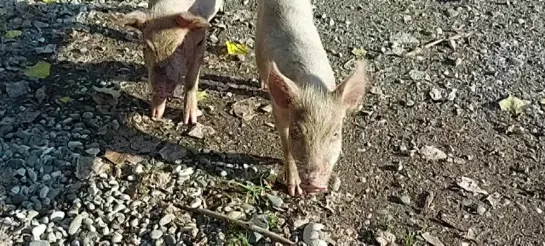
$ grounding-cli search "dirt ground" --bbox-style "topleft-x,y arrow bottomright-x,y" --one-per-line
1,0 -> 545,245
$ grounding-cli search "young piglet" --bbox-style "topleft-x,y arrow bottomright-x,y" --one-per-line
122,0 -> 223,124
255,0 -> 369,196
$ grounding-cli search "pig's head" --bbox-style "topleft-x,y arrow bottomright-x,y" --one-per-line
267,61 -> 368,193
123,11 -> 209,119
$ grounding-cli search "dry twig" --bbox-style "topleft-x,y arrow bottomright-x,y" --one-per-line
175,205 -> 295,245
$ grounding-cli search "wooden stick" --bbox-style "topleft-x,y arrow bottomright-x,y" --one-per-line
175,205 -> 295,245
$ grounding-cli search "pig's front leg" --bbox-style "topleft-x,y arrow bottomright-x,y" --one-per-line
183,48 -> 205,125
259,76 -> 268,91
273,110 -> 303,196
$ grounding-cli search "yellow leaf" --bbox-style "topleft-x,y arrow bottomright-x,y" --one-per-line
351,47 -> 367,57
4,30 -> 22,39
225,40 -> 248,56
42,0 -> 56,3
24,61 -> 51,79
58,96 -> 73,103
197,90 -> 208,101
498,95 -> 529,115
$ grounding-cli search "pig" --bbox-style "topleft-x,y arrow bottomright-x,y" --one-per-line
255,0 -> 369,196
122,0 -> 223,124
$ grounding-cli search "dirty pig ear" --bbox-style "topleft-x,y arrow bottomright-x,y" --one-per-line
267,61 -> 300,109
334,60 -> 369,111
122,11 -> 149,31
175,12 -> 209,29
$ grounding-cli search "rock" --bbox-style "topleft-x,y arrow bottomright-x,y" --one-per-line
477,204 -> 486,215
420,145 -> 447,161
408,70 -> 427,81
50,211 -> 65,222
375,230 -> 396,246
227,211 -> 244,220
331,176 -> 341,192
29,241 -> 50,246
390,32 -> 420,46
39,186 -> 50,199
32,224 -> 47,239
159,214 -> 175,226
11,186 -> 21,194
231,97 -> 261,121
164,234 -> 176,245
187,123 -> 215,139
429,88 -> 442,101
111,232 -> 123,243
456,177 -> 488,195
400,195 -> 411,205
421,232 -> 444,246
158,144 -> 187,163
190,198 -> 202,208
68,215 -> 83,235
265,193 -> 283,207
150,230 -> 163,240
133,164 -> 144,174
6,81 -> 30,98
303,223 -> 326,246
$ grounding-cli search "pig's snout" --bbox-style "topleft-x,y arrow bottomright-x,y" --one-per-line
299,171 -> 329,194
151,95 -> 167,119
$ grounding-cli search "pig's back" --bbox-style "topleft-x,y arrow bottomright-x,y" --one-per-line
150,0 -> 221,21
257,0 -> 336,90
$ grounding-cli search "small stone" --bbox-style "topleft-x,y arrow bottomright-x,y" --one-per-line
331,176 -> 341,192
227,211 -> 244,220
190,198 -> 202,208
400,195 -> 411,205
29,241 -> 50,246
11,186 -> 21,194
220,170 -> 228,177
477,204 -> 486,215
16,168 -> 26,176
133,164 -> 144,174
28,169 -> 38,182
32,224 -> 47,239
420,145 -> 447,161
429,88 -> 442,101
130,218 -> 139,228
6,81 -> 30,98
265,194 -> 283,207
50,211 -> 65,222
159,214 -> 175,226
112,232 -> 123,243
39,186 -> 50,199
150,230 -> 163,240
187,123 -> 215,139
164,234 -> 176,245
69,215 -> 83,235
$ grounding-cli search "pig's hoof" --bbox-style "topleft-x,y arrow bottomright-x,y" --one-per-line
287,184 -> 304,197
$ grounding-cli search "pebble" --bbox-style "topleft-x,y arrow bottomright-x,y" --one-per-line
39,186 -> 50,199
400,195 -> 411,205
68,215 -> 83,235
477,204 -> 487,215
32,224 -> 47,239
112,232 -> 123,243
133,164 -> 144,174
150,230 -> 163,240
50,211 -> 65,222
29,241 -> 50,246
266,193 -> 283,207
159,213 -> 175,226
190,198 -> 202,208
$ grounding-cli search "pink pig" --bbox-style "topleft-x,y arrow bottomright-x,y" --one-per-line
122,0 -> 223,124
255,0 -> 370,196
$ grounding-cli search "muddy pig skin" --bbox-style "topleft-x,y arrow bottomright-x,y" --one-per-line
255,0 -> 369,196
122,0 -> 223,124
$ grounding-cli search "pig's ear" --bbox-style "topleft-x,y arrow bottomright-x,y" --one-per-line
175,12 -> 209,30
122,11 -> 149,31
267,61 -> 300,109
334,60 -> 368,111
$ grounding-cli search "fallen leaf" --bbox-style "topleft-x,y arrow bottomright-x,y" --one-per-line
498,95 -> 529,115
103,150 -> 128,165
4,30 -> 22,39
58,96 -> 73,103
92,86 -> 121,99
225,40 -> 249,55
421,232 -> 444,246
197,90 -> 208,101
351,47 -> 367,57
24,61 -> 51,79
456,176 -> 488,195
